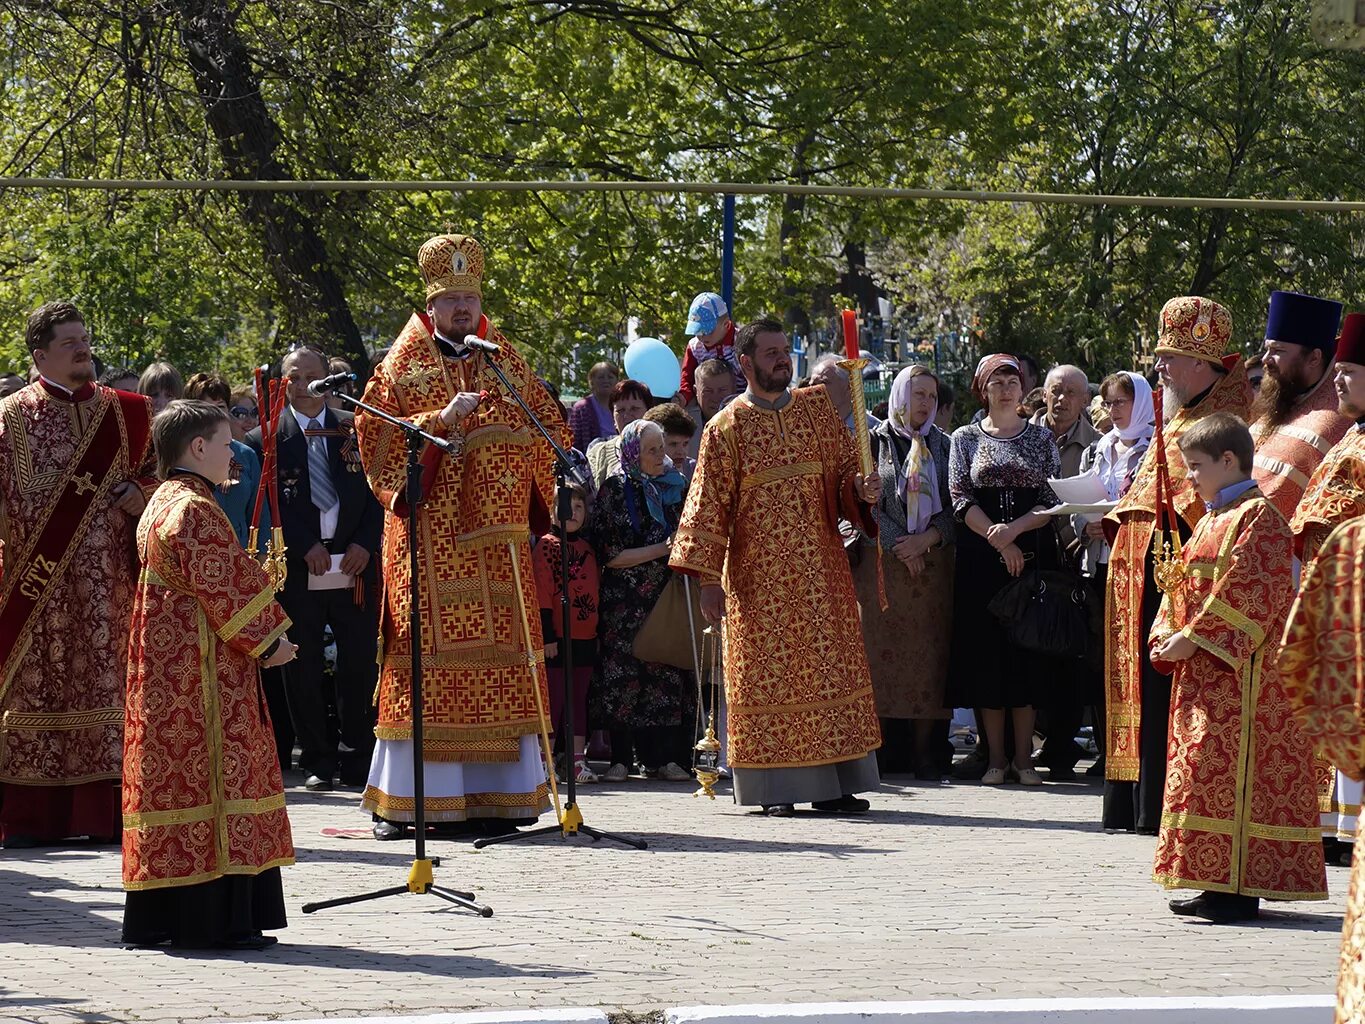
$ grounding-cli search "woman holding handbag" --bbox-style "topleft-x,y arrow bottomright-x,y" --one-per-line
589,419 -> 696,783
947,355 -> 1062,786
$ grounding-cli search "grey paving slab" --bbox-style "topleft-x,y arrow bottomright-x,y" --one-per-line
0,773 -> 1347,1024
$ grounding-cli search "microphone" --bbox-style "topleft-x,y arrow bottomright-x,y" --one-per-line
462,335 -> 501,354
306,371 -> 357,397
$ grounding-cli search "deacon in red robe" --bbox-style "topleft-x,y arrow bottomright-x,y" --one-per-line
122,401 -> 297,950
0,301 -> 154,848
1149,412 -> 1326,923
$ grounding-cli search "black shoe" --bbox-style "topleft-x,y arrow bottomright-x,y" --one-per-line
477,819 -> 523,837
372,820 -> 406,841
1193,892 -> 1260,924
1,834 -> 38,849
913,765 -> 941,781
220,932 -> 279,951
1085,758 -> 1106,778
304,774 -> 333,792
952,748 -> 989,781
1169,892 -> 1209,916
1046,764 -> 1077,781
124,931 -> 172,948
812,795 -> 871,813
763,804 -> 795,817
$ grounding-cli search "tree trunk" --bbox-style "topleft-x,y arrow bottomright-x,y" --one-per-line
174,0 -> 367,369
779,135 -> 813,338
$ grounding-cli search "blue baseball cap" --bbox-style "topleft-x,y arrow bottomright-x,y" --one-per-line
685,292 -> 729,336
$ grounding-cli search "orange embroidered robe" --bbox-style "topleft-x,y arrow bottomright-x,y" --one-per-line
1292,424 -> 1365,572
355,312 -> 564,764
669,388 -> 882,769
0,381 -> 153,797
1149,486 -> 1326,901
1280,517 -> 1365,1023
1289,424 -> 1365,829
1251,368 -> 1352,523
1103,358 -> 1250,781
123,475 -> 293,890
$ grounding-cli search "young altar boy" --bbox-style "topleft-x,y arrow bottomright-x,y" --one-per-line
1148,412 -> 1326,923
121,400 -> 298,950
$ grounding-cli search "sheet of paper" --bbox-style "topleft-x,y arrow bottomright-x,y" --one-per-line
1039,500 -> 1119,522
307,553 -> 355,591
1047,471 -> 1111,505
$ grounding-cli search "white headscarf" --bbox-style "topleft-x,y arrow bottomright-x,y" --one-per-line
1116,371 -> 1154,443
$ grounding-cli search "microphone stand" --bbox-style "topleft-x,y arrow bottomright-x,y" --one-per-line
473,352 -> 646,851
301,387 -> 494,918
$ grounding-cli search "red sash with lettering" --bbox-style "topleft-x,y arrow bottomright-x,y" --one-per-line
0,389 -> 150,703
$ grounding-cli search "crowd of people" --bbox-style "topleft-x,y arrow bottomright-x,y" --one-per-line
5,233 -> 1365,1018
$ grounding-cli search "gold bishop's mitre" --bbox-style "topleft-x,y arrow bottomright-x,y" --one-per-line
417,233 -> 485,301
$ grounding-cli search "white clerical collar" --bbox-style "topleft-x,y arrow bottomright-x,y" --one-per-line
39,375 -> 74,396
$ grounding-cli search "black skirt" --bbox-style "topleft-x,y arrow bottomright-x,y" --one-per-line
947,486 -> 1066,710
122,867 -> 287,947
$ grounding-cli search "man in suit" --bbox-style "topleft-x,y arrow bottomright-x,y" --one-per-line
249,346 -> 383,791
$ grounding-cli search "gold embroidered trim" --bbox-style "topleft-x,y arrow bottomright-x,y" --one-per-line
123,793 -> 287,830
1160,810 -> 1235,835
1204,596 -> 1265,647
1,708 -> 122,732
218,585 -> 277,645
123,857 -> 296,892
249,618 -> 292,660
360,784 -> 550,822
1274,423 -> 1334,454
740,460 -> 822,492
1253,453 -> 1311,490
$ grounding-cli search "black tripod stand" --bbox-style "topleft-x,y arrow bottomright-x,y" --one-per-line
473,354 -> 645,851
301,387 -> 493,917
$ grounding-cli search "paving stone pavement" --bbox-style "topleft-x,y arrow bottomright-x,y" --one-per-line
0,772 -> 1349,1023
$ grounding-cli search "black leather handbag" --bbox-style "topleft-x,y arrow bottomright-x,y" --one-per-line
987,569 -> 1098,659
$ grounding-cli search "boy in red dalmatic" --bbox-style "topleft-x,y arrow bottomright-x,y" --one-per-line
1150,412 -> 1326,923
122,401 -> 298,951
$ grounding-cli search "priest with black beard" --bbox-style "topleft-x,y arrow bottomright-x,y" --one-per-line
1248,290 -> 1350,523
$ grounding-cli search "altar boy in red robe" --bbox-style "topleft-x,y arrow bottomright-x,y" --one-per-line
122,401 -> 298,950
1149,412 -> 1326,923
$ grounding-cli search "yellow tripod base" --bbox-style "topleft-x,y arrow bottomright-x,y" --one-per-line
561,802 -> 584,835
407,858 -> 434,893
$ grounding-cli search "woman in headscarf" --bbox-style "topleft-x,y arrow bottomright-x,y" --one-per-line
1071,370 -> 1154,776
589,419 -> 696,783
854,365 -> 956,780
946,354 -> 1063,786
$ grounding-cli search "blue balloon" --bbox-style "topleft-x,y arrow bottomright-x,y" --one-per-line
623,337 -> 682,400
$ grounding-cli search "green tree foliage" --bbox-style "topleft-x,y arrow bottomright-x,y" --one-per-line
0,1 -> 1361,389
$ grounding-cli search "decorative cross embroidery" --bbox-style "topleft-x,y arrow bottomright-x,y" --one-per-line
398,366 -> 440,398
72,472 -> 97,496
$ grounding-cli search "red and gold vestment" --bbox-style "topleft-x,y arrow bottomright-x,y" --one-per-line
355,313 -> 562,820
1150,487 -> 1326,901
1280,516 -> 1365,1023
1250,368 -> 1352,523
1103,360 -> 1250,781
669,388 -> 882,770
0,380 -> 153,841
122,475 -> 293,890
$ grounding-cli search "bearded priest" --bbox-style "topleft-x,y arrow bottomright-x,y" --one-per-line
670,317 -> 883,817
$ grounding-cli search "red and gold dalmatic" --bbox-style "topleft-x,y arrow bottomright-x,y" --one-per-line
1292,425 -> 1365,571
669,388 -> 882,772
1104,359 -> 1250,781
0,379 -> 153,843
1150,486 -> 1326,901
1280,516 -> 1365,1023
355,236 -> 564,821
123,475 -> 293,889
1250,368 -> 1351,523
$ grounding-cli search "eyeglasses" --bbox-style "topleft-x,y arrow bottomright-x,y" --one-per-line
1099,398 -> 1132,410
230,405 -> 258,419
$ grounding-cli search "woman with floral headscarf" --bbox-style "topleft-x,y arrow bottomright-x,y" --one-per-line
589,419 -> 696,783
854,365 -> 956,780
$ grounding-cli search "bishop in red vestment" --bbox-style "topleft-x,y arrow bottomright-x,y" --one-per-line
122,401 -> 297,950
0,302 -> 154,848
1149,413 -> 1326,923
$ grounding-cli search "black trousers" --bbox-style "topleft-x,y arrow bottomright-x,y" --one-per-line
277,568 -> 379,783
609,725 -> 691,772
260,665 -> 295,774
